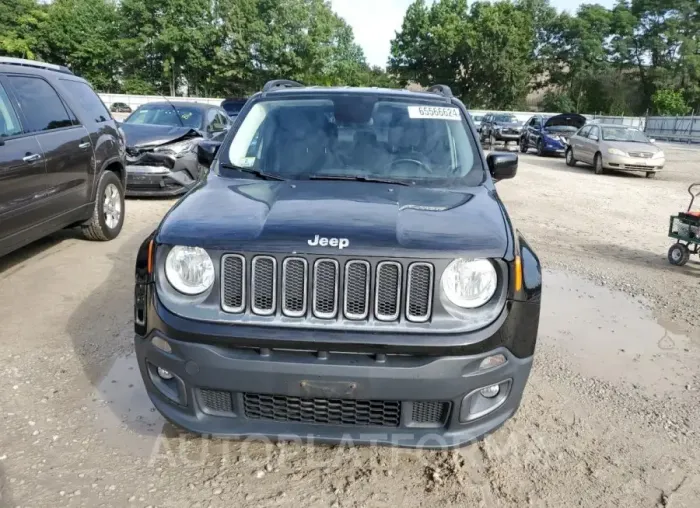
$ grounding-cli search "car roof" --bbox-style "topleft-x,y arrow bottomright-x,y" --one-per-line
592,123 -> 641,129
262,86 -> 454,103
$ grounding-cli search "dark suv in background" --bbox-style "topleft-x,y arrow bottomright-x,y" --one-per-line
0,57 -> 126,257
480,113 -> 524,149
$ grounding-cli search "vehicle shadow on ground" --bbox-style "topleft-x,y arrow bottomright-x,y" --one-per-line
0,229 -> 82,277
585,242 -> 700,277
65,223 -> 173,440
0,464 -> 13,508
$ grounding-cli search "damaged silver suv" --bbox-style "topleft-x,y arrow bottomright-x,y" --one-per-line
120,101 -> 231,196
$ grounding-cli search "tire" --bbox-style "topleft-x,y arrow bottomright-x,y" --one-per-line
646,171 -> 656,179
668,243 -> 690,266
565,148 -> 577,167
520,138 -> 528,153
536,140 -> 545,157
82,171 -> 125,241
594,153 -> 604,174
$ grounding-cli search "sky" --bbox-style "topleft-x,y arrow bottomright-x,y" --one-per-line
329,0 -> 616,68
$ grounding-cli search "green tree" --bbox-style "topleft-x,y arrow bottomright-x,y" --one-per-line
389,0 -> 535,109
652,89 -> 691,115
42,0 -> 121,92
540,90 -> 576,112
0,0 -> 47,59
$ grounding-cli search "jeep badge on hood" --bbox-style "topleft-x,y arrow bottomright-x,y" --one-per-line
308,235 -> 350,249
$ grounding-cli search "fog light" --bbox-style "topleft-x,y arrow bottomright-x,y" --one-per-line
479,354 -> 506,371
152,336 -> 172,353
157,367 -> 173,380
480,384 -> 500,398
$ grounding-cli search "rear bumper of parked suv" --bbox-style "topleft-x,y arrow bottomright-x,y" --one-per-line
135,296 -> 538,449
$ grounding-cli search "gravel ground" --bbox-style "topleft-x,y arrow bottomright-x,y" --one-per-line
1,143 -> 700,507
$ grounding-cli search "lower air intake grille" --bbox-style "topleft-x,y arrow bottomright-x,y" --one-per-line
412,401 -> 450,425
200,389 -> 234,414
243,393 -> 401,427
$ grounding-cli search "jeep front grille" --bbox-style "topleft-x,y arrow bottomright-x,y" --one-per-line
220,255 -> 434,323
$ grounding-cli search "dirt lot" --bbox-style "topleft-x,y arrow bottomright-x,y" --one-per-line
1,144 -> 700,508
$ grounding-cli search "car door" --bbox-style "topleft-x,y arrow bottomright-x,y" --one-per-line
571,126 -> 591,163
584,126 -> 601,164
528,117 -> 540,147
6,74 -> 93,217
0,78 -> 49,246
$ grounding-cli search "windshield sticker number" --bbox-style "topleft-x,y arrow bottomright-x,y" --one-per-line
240,157 -> 256,167
408,106 -> 461,121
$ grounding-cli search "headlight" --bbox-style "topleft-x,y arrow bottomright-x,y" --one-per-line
441,259 -> 497,308
165,246 -> 215,295
154,139 -> 197,157
608,148 -> 627,156
652,150 -> 665,159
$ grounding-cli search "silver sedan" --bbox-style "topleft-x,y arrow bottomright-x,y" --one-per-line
565,124 -> 665,178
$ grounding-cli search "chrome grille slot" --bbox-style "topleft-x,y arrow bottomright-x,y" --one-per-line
221,254 -> 245,313
282,257 -> 308,317
344,260 -> 370,319
313,259 -> 339,319
251,256 -> 276,315
375,261 -> 401,321
406,262 -> 433,322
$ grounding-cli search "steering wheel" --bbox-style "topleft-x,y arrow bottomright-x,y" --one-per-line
385,158 -> 433,174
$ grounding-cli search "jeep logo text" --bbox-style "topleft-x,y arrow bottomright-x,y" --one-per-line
308,235 -> 349,250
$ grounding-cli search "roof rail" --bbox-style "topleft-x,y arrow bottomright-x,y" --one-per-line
427,84 -> 453,98
0,57 -> 74,75
262,79 -> 304,93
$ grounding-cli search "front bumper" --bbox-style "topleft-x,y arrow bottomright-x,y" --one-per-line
134,293 -> 538,448
493,131 -> 521,142
126,152 -> 199,197
136,333 -> 532,449
542,138 -> 567,154
604,154 -> 665,171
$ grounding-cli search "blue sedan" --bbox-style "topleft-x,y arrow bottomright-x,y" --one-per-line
520,113 -> 587,156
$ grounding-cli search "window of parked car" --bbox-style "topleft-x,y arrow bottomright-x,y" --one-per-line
588,126 -> 600,140
226,95 -> 483,186
206,109 -> 229,132
124,104 -> 204,129
578,126 -> 592,138
59,79 -> 111,123
493,114 -> 518,123
7,76 -> 74,132
0,83 -> 22,137
602,127 -> 649,143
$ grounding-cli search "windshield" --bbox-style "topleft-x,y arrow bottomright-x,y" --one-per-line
494,114 -> 518,123
602,127 -> 649,143
224,95 -> 482,186
124,105 -> 203,128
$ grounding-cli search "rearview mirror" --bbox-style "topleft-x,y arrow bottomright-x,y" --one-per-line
487,152 -> 517,181
197,140 -> 221,167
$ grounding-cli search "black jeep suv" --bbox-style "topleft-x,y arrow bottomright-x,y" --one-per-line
134,80 -> 542,448
0,57 -> 126,257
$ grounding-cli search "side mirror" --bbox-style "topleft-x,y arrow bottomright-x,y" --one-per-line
590,135 -> 599,142
487,152 -> 517,181
650,138 -> 656,144
197,140 -> 221,167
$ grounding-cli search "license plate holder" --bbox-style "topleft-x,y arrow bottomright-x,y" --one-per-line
300,380 -> 357,398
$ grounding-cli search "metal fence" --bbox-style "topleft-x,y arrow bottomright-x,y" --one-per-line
644,115 -> 700,144
585,114 -> 646,130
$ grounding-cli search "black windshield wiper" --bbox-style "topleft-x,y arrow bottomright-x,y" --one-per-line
220,163 -> 285,181
309,174 -> 411,186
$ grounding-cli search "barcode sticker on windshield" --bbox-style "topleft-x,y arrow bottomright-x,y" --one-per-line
408,106 -> 461,120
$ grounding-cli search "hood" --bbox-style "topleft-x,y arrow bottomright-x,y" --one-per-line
544,113 -> 586,130
157,178 -> 510,258
495,122 -> 522,129
120,122 -> 202,149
